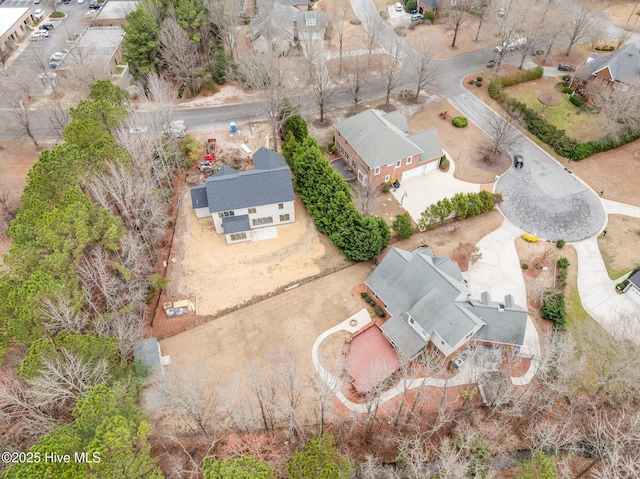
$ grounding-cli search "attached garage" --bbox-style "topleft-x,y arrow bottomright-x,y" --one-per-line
626,271 -> 640,307
401,160 -> 438,180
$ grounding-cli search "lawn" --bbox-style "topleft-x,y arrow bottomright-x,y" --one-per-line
503,77 -> 614,143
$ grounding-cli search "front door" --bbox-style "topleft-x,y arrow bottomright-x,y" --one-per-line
357,170 -> 368,186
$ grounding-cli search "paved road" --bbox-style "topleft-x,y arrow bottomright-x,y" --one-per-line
349,0 -> 605,242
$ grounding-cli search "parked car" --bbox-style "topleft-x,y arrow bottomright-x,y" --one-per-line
495,37 -> 526,53
558,63 -> 575,72
48,61 -> 59,69
487,58 -> 500,68
394,2 -> 403,11
78,0 -> 86,3
532,49 -> 544,56
31,30 -> 50,39
498,6 -> 505,16
34,0 -> 41,3
39,22 -> 54,30
410,13 -> 423,21
33,8 -> 45,19
129,126 -> 148,135
39,71 -> 57,80
88,2 -> 101,9
49,50 -> 68,62
514,155 -> 524,168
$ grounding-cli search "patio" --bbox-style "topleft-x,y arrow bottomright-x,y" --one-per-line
330,158 -> 356,181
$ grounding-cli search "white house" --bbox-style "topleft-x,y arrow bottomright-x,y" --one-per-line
190,147 -> 295,244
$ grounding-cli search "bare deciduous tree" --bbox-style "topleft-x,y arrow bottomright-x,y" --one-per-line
379,37 -> 402,108
345,56 -> 368,115
616,27 -> 632,49
479,113 -> 521,164
159,17 -> 205,97
588,84 -> 640,138
445,4 -> 467,49
331,7 -> 349,76
238,37 -> 291,150
205,0 -> 240,61
361,10 -> 384,70
301,33 -> 335,124
352,183 -> 377,217
406,40 -> 438,102
565,6 -> 596,56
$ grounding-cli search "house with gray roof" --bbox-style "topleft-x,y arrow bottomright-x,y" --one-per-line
250,0 -> 325,54
190,147 -> 295,243
574,43 -> 640,91
334,109 -> 443,189
133,338 -> 169,385
365,247 -> 528,359
626,269 -> 640,307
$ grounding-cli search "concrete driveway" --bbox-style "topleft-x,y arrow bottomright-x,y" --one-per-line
390,155 -> 480,223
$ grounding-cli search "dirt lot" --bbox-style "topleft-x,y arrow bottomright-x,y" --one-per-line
597,214 -> 640,279
157,262 -> 375,424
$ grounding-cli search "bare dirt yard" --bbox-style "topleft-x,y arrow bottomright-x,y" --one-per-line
157,262 -> 375,424
597,214 -> 640,279
153,192 -> 350,338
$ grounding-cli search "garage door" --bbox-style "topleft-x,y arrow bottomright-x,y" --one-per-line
627,285 -> 640,306
402,165 -> 426,180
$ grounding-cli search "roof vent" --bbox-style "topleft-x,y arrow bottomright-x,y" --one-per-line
497,304 -> 505,312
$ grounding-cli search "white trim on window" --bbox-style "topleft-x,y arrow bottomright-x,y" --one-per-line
396,160 -> 402,168
374,167 -> 380,175
406,156 -> 412,164
384,175 -> 390,182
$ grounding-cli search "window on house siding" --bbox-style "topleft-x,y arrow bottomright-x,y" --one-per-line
409,317 -> 415,324
432,345 -> 440,354
374,167 -> 380,175
218,211 -> 235,218
248,207 -> 257,214
278,203 -> 284,209
385,175 -> 390,182
252,216 -> 274,226
407,156 -> 412,164
279,214 -> 290,222
396,160 -> 401,167
230,232 -> 247,241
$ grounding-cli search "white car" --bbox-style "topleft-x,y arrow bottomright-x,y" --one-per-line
49,50 -> 68,62
39,71 -> 57,80
394,2 -> 403,11
78,0 -> 86,4
129,126 -> 148,135
33,8 -> 45,18
31,30 -> 49,39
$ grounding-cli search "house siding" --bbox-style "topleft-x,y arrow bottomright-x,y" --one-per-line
211,201 -> 295,234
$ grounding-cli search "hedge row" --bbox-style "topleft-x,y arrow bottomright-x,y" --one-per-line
418,190 -> 494,230
541,256 -> 571,329
282,119 -> 390,262
488,66 -> 640,160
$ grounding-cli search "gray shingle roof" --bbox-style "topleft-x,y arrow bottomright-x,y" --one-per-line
408,127 -> 444,164
370,247 -> 528,358
368,248 -> 476,357
253,146 -> 287,170
222,214 -> 251,234
191,185 -> 208,209
465,297 -> 527,346
334,110 -> 424,169
629,270 -> 640,288
575,43 -> 640,87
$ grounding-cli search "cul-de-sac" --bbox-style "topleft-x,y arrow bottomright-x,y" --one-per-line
1,0 -> 640,477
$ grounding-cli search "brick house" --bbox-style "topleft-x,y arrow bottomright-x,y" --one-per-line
333,109 -> 443,189
574,43 -> 640,92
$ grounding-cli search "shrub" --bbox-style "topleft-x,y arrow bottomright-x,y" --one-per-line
374,306 -> 385,317
570,95 -> 585,108
522,263 -> 529,270
360,291 -> 367,298
393,212 -> 415,240
405,0 -> 417,12
439,157 -> 450,169
452,116 -> 468,128
562,74 -> 571,81
476,82 -> 482,87
363,294 -> 371,302
541,290 -> 567,328
522,233 -> 539,243
556,239 -> 566,249
476,76 -> 483,82
382,183 -> 391,193
367,298 -> 375,305
616,279 -> 630,291
557,256 -> 570,269
469,79 -> 476,84
424,10 -> 435,22
50,11 -> 65,18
